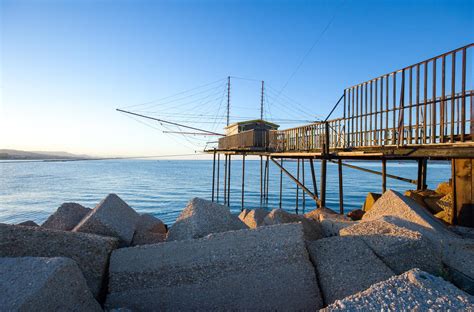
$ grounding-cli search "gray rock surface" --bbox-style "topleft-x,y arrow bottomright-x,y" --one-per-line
323,269 -> 474,311
107,223 -> 323,311
18,220 -> 39,227
42,202 -> 91,231
73,194 -> 140,245
0,223 -> 118,298
0,257 -> 102,312
242,208 -> 269,228
264,208 -> 323,240
305,207 -> 353,237
131,213 -> 167,246
166,197 -> 248,241
340,216 -> 443,275
307,236 -> 394,305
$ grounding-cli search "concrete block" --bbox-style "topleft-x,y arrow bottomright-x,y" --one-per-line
73,194 -> 140,245
307,236 -> 394,305
264,208 -> 323,240
42,202 -> 91,231
17,220 -> 39,227
340,216 -> 443,275
242,208 -> 269,228
323,269 -> 474,311
436,181 -> 452,196
305,207 -> 353,237
131,214 -> 167,246
238,208 -> 249,221
167,197 -> 248,241
0,257 -> 102,312
0,223 -> 118,298
107,223 -> 323,311
442,239 -> 474,295
361,192 -> 381,212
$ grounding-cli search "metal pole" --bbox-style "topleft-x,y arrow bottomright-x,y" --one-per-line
227,76 -> 231,126
279,158 -> 283,209
296,159 -> 300,214
320,159 -> 327,207
382,158 -> 387,193
260,81 -> 264,120
338,159 -> 344,214
216,154 -> 220,202
227,155 -> 231,206
212,150 -> 216,202
241,154 -> 245,211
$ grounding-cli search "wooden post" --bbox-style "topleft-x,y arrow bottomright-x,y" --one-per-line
320,159 -> 327,207
279,158 -> 283,209
452,159 -> 473,227
212,150 -> 216,202
216,153 -> 220,203
223,154 -> 227,205
227,155 -> 231,207
310,158 -> 318,200
338,159 -> 344,214
241,154 -> 245,211
263,155 -> 267,202
265,156 -> 270,205
422,159 -> 428,190
302,159 -> 306,213
382,158 -> 387,193
296,159 -> 300,214
260,155 -> 263,206
417,159 -> 423,190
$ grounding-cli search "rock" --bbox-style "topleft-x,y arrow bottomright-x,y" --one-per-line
107,223 -> 323,311
340,216 -> 443,275
404,189 -> 443,214
0,223 -> 118,298
18,220 -> 39,227
323,269 -> 474,311
238,208 -> 249,221
0,257 -> 102,312
362,190 -> 457,244
361,192 -> 381,212
306,207 -> 352,237
264,208 -> 323,240
347,209 -> 365,221
73,194 -> 140,246
42,202 -> 91,231
436,181 -> 452,196
241,208 -> 269,228
307,236 -> 394,305
166,197 -> 248,241
131,214 -> 167,246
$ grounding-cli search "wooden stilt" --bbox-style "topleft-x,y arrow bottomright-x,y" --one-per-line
260,155 -> 263,206
216,154 -> 220,203
382,158 -> 387,193
310,158 -> 319,200
417,159 -> 423,190
320,159 -> 327,208
302,159 -> 306,213
241,154 -> 245,211
338,159 -> 344,214
212,150 -> 216,202
279,158 -> 283,209
223,154 -> 227,205
227,155 -> 231,207
265,156 -> 270,205
453,158 -> 473,227
296,159 -> 300,214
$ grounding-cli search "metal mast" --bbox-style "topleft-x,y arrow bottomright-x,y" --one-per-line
227,76 -> 231,126
260,80 -> 264,120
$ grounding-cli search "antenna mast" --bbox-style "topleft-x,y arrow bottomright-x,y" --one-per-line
260,80 -> 264,120
226,76 -> 231,126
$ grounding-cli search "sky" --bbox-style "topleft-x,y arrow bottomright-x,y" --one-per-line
1,0 -> 473,157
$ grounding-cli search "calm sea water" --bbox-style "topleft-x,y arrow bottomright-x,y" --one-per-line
0,159 -> 451,225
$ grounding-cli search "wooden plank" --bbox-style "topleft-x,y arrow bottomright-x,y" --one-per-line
451,52 -> 456,142
431,58 -> 437,144
454,158 -> 473,226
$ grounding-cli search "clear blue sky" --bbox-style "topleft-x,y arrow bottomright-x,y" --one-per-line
1,0 -> 473,157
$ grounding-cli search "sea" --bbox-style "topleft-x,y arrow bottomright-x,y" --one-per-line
0,159 -> 451,225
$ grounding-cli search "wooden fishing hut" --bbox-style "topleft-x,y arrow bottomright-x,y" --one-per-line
207,43 -> 474,227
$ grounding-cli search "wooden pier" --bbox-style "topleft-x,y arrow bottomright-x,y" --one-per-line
206,44 -> 474,227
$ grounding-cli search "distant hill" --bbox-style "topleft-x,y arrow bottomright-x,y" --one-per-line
0,149 -> 91,160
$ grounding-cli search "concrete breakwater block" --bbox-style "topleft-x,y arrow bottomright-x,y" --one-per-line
131,214 -> 167,246
73,194 -> 140,245
442,239 -> 474,295
340,216 -> 443,275
18,220 -> 39,227
362,190 -> 457,243
242,208 -> 269,228
0,223 -> 118,298
0,257 -> 102,312
106,223 -> 323,311
264,208 -> 323,241
42,202 -> 91,231
323,269 -> 474,311
307,236 -> 394,305
238,208 -> 249,221
305,207 -> 352,237
166,197 -> 248,241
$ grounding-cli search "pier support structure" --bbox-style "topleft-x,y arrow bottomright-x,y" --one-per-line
452,158 -> 474,227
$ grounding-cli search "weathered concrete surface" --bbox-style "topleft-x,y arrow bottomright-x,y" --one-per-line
404,189 -> 443,213
0,257 -> 102,312
442,239 -> 474,295
323,269 -> 474,311
42,202 -> 91,231
242,208 -> 269,228
362,190 -> 457,243
167,198 -> 248,241
0,223 -> 118,298
435,193 -> 454,223
340,216 -> 443,275
238,208 -> 249,221
131,214 -> 167,246
436,181 -> 452,196
73,194 -> 139,245
264,208 -> 322,241
305,207 -> 353,237
307,236 -> 394,305
107,223 -> 323,311
18,220 -> 39,227
361,192 -> 381,212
